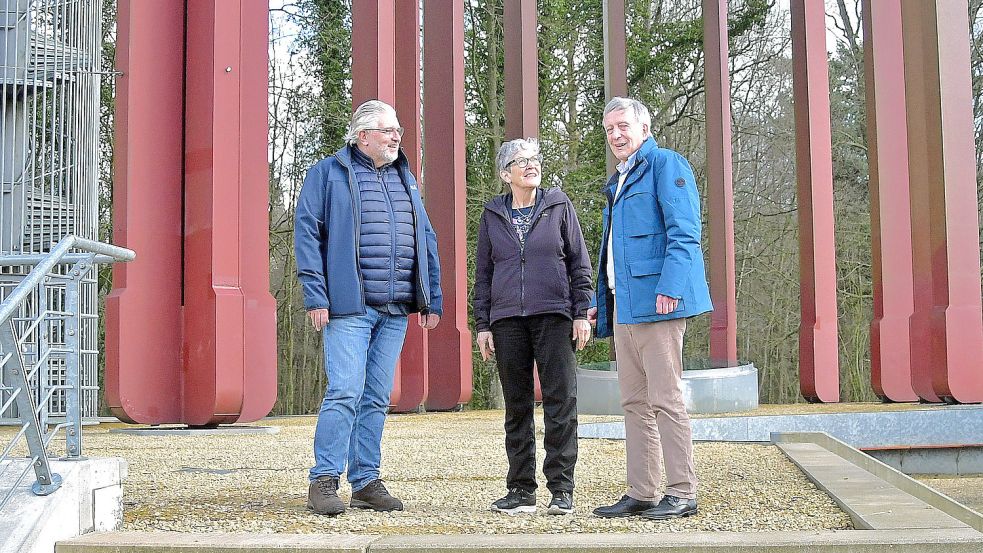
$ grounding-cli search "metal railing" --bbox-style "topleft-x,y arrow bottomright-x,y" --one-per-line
0,235 -> 134,512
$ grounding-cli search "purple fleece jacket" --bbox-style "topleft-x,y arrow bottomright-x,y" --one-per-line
472,187 -> 594,332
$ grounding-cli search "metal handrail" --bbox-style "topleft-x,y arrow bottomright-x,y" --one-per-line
0,235 -> 135,512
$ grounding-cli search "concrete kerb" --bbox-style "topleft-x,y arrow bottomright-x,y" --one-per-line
772,431 -> 983,532
57,529 -> 983,553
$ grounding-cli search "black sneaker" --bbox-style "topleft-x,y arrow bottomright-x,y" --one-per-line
490,488 -> 537,514
307,476 -> 345,516
547,491 -> 573,515
350,479 -> 404,512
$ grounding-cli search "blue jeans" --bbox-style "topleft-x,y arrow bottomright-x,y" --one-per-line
310,307 -> 408,491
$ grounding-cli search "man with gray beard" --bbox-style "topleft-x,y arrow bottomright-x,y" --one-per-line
295,100 -> 443,516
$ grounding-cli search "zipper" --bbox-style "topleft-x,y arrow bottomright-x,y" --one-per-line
379,169 -> 398,304
409,193 -> 430,310
343,159 -> 367,314
491,197 -> 556,317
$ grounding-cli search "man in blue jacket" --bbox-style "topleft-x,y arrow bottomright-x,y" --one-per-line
295,100 -> 442,516
588,97 -> 712,520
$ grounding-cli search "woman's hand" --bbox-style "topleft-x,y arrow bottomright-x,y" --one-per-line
477,331 -> 495,361
573,319 -> 592,351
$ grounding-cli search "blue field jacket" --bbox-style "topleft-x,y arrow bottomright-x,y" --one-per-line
294,146 -> 443,317
595,137 -> 712,338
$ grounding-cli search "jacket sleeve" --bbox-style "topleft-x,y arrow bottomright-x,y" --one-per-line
561,194 -> 594,320
472,213 -> 493,332
294,163 -> 329,311
420,207 -> 443,317
654,151 -> 703,300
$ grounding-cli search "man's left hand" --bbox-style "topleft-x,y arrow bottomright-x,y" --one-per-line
420,313 -> 440,329
656,294 -> 679,315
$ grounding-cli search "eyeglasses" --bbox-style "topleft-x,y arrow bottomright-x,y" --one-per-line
505,154 -> 543,170
364,127 -> 404,137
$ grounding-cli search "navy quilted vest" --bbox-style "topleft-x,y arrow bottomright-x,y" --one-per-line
351,148 -> 416,307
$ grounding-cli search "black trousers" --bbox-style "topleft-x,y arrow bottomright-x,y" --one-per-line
491,314 -> 578,494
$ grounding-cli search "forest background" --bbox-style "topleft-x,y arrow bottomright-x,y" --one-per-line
96,0 -> 983,412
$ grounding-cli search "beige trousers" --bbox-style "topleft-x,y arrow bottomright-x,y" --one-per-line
614,317 -> 697,501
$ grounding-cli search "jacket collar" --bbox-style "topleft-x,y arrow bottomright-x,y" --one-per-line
604,136 -> 659,198
485,187 -> 565,220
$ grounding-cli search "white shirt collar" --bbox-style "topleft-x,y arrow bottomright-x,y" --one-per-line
617,150 -> 639,175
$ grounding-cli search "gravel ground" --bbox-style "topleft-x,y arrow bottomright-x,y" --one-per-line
58,411 -> 853,535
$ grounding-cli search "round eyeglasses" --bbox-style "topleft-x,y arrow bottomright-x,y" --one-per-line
505,154 -> 543,170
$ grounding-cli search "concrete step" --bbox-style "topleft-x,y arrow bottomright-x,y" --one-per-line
777,442 -> 966,529
1,457 -> 125,553
57,528 -> 983,553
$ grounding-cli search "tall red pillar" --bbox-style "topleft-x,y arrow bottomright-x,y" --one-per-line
107,1 -> 276,426
106,1 -> 185,423
423,0 -> 473,410
602,0 -> 627,176
861,0 -> 917,402
901,0 -> 983,403
703,0 -> 738,368
504,0 -> 539,140
392,0 -> 430,413
791,0 -> 840,402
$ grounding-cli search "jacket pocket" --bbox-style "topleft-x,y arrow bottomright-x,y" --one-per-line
627,259 -> 662,317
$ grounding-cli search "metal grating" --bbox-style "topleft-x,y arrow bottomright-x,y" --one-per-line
0,0 -> 101,425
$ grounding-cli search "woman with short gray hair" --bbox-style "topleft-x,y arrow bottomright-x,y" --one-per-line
472,138 -> 594,516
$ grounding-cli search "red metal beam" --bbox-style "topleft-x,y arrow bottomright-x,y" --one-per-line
702,0 -> 738,368
106,0 -> 185,424
901,0 -> 983,403
423,0 -> 473,410
861,0 -> 917,402
392,0 -> 429,413
603,0 -> 627,175
352,0 -> 403,407
791,0 -> 840,402
182,0 -> 277,425
351,0 -> 396,106
504,0 -> 538,139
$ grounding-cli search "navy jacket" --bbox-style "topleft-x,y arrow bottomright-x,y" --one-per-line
294,145 -> 443,317
473,187 -> 593,331
595,137 -> 711,338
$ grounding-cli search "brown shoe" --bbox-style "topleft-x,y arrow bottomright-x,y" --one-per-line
308,476 -> 345,516
350,479 -> 403,512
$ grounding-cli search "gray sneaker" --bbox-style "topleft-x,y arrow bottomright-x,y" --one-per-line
350,479 -> 404,512
308,476 -> 345,516
547,491 -> 574,515
490,488 -> 537,514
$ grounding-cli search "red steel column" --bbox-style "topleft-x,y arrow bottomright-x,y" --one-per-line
861,0 -> 917,402
602,0 -> 627,175
503,0 -> 543,401
183,0 -> 277,425
504,0 -> 538,140
423,0 -> 473,410
106,0 -> 185,423
352,0 -> 403,406
351,0 -> 396,106
703,0 -> 738,368
392,0 -> 429,413
901,0 -> 983,403
790,0 -> 839,402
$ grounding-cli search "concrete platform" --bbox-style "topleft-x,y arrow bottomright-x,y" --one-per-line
579,405 -> 983,448
57,528 -> 983,552
1,457 -> 126,553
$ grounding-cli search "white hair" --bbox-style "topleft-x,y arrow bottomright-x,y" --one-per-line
344,100 -> 397,145
603,97 -> 652,135
495,137 -> 540,176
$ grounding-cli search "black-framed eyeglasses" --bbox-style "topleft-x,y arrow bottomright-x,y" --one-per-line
364,127 -> 404,137
505,154 -> 543,170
